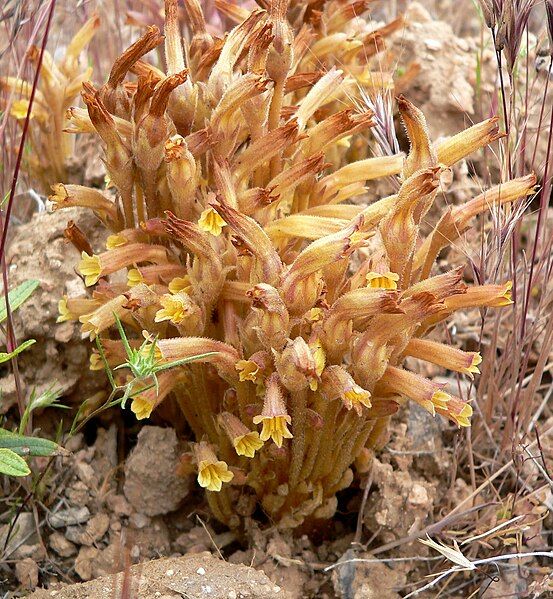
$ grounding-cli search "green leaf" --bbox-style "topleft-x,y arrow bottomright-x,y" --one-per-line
0,448 -> 31,477
0,428 -> 63,457
0,280 -> 40,323
0,339 -> 36,364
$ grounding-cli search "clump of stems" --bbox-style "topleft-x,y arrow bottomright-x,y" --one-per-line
48,0 -> 535,529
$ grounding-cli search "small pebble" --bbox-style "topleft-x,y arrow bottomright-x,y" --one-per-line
196,566 -> 206,575
49,506 -> 90,529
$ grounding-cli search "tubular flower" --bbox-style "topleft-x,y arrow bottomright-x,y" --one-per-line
127,268 -> 145,287
57,297 -> 74,323
78,252 -> 102,286
194,442 -> 234,492
405,338 -> 482,378
366,271 -> 399,290
253,374 -> 293,448
377,365 -> 470,424
168,276 -> 192,294
79,244 -> 169,287
198,206 -> 227,236
131,368 -> 185,420
235,359 -> 260,382
155,292 -> 196,324
218,412 -> 264,458
321,366 -> 372,415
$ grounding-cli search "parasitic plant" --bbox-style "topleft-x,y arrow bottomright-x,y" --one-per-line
1,13 -> 100,192
51,0 -> 536,529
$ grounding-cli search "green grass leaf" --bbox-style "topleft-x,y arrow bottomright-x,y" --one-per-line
0,279 -> 40,323
0,448 -> 31,477
0,428 -> 63,457
0,339 -> 36,364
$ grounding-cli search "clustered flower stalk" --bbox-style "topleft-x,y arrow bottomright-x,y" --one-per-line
51,0 -> 535,529
1,14 -> 100,192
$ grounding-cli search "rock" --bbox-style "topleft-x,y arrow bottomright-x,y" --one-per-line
105,493 -> 132,517
1,208 -> 107,412
74,461 -> 97,487
65,481 -> 90,507
27,553 -> 291,598
364,459 -> 437,547
65,513 -> 110,547
129,512 -> 151,529
332,552 -> 406,599
0,512 -> 37,558
15,543 -> 46,561
74,546 -> 100,581
123,427 -> 190,516
15,557 -> 39,590
49,506 -> 91,529
92,425 -> 118,482
84,513 -> 110,544
49,532 -> 77,557
128,516 -> 171,560
389,2 -> 476,139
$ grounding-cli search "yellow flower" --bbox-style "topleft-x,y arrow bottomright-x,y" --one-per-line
10,99 -> 31,120
106,234 -> 128,250
10,99 -> 47,122
498,281 -> 513,306
78,252 -> 102,286
424,390 -> 451,416
198,207 -> 227,236
217,412 -> 264,458
131,395 -> 156,420
253,415 -> 293,448
233,431 -> 264,458
308,339 -> 326,391
168,276 -> 192,294
366,271 -> 399,290
139,341 -> 162,362
306,307 -> 324,322
344,386 -> 372,413
436,397 -> 473,428
336,135 -> 352,149
320,366 -> 372,415
89,352 -> 104,371
197,460 -> 234,492
154,293 -> 192,324
127,268 -> 144,287
467,353 -> 482,376
57,297 -> 74,323
235,359 -> 259,382
253,373 -> 293,447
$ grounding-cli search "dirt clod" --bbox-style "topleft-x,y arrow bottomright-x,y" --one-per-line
49,532 -> 78,557
74,546 -> 100,581
15,557 -> 39,590
123,426 -> 190,516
